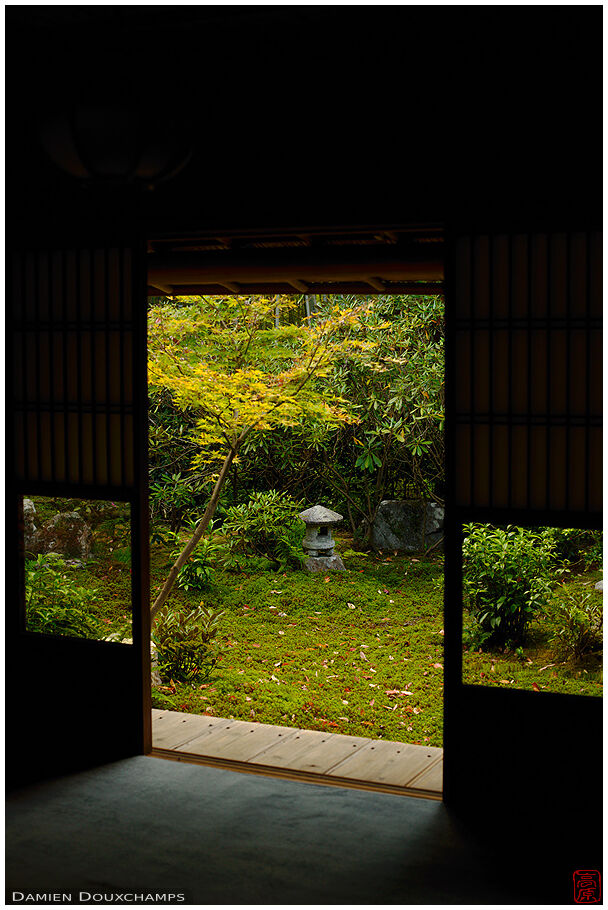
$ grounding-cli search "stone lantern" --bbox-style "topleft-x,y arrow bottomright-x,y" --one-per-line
298,504 -> 345,572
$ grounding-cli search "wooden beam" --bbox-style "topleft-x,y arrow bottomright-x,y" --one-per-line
147,246 -> 444,287
167,281 -> 444,296
289,279 -> 309,292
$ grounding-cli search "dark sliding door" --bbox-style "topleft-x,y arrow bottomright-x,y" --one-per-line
443,228 -> 602,811
7,240 -> 151,786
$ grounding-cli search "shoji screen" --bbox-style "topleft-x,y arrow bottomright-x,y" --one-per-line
450,231 -> 602,518
443,228 -> 602,816
7,241 -> 150,784
11,248 -> 136,489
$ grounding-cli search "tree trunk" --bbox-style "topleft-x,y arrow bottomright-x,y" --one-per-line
150,447 -> 236,621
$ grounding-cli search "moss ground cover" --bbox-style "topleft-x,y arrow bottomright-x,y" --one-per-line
150,533 -> 445,746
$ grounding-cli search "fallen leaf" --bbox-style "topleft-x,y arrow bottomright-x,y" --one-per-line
347,602 -> 356,609
433,663 -> 443,669
360,651 -> 368,660
369,699 -> 375,706
324,576 -> 330,583
278,631 -> 285,635
532,683 -> 540,692
342,699 -> 349,705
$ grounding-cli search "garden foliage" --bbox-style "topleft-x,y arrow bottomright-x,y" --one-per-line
147,294 -> 445,546
25,553 -> 103,640
462,524 -> 564,648
147,294 -> 379,617
550,591 -> 603,660
172,529 -> 221,592
152,603 -> 225,683
221,490 -> 304,570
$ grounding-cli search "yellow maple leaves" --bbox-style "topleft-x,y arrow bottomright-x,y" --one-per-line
148,295 -> 376,467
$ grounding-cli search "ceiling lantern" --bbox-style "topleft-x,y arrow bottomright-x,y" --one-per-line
36,98 -> 193,190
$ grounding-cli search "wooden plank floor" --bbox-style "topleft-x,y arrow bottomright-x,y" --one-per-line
151,709 -> 443,799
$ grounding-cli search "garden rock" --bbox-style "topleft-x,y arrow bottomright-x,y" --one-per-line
23,499 -> 37,553
369,500 -> 444,553
595,580 -> 603,593
32,512 -> 92,560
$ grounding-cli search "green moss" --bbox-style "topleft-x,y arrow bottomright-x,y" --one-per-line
150,537 -> 445,746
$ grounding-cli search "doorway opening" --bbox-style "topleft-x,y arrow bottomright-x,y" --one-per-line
146,287 -> 445,796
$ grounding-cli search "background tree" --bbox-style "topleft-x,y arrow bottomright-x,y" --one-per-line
223,294 -> 445,540
147,294 -> 374,619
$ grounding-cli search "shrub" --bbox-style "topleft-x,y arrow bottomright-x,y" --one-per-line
542,527 -> 602,568
151,603 -> 225,683
25,553 -> 103,640
462,524 -> 563,648
550,591 -> 603,660
221,490 -> 304,570
149,471 -> 199,532
583,532 -> 603,570
174,530 -> 221,592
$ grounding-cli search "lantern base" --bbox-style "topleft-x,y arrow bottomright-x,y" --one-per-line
304,554 -> 345,573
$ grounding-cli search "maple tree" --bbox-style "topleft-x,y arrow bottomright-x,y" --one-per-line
147,294 -> 376,619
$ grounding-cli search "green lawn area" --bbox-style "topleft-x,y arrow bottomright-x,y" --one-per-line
149,534 -> 446,747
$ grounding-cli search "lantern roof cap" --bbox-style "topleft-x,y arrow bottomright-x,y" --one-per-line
298,504 -> 343,525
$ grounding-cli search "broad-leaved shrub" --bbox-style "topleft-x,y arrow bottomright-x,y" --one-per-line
152,603 -> 225,683
222,490 -> 304,570
462,524 -> 563,648
25,553 -> 103,640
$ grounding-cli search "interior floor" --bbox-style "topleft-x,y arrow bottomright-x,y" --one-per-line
6,754 -> 597,905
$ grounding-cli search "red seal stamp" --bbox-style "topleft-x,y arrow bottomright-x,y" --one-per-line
574,870 -> 601,903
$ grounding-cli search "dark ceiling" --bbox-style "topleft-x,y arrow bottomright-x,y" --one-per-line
6,7 -> 602,238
